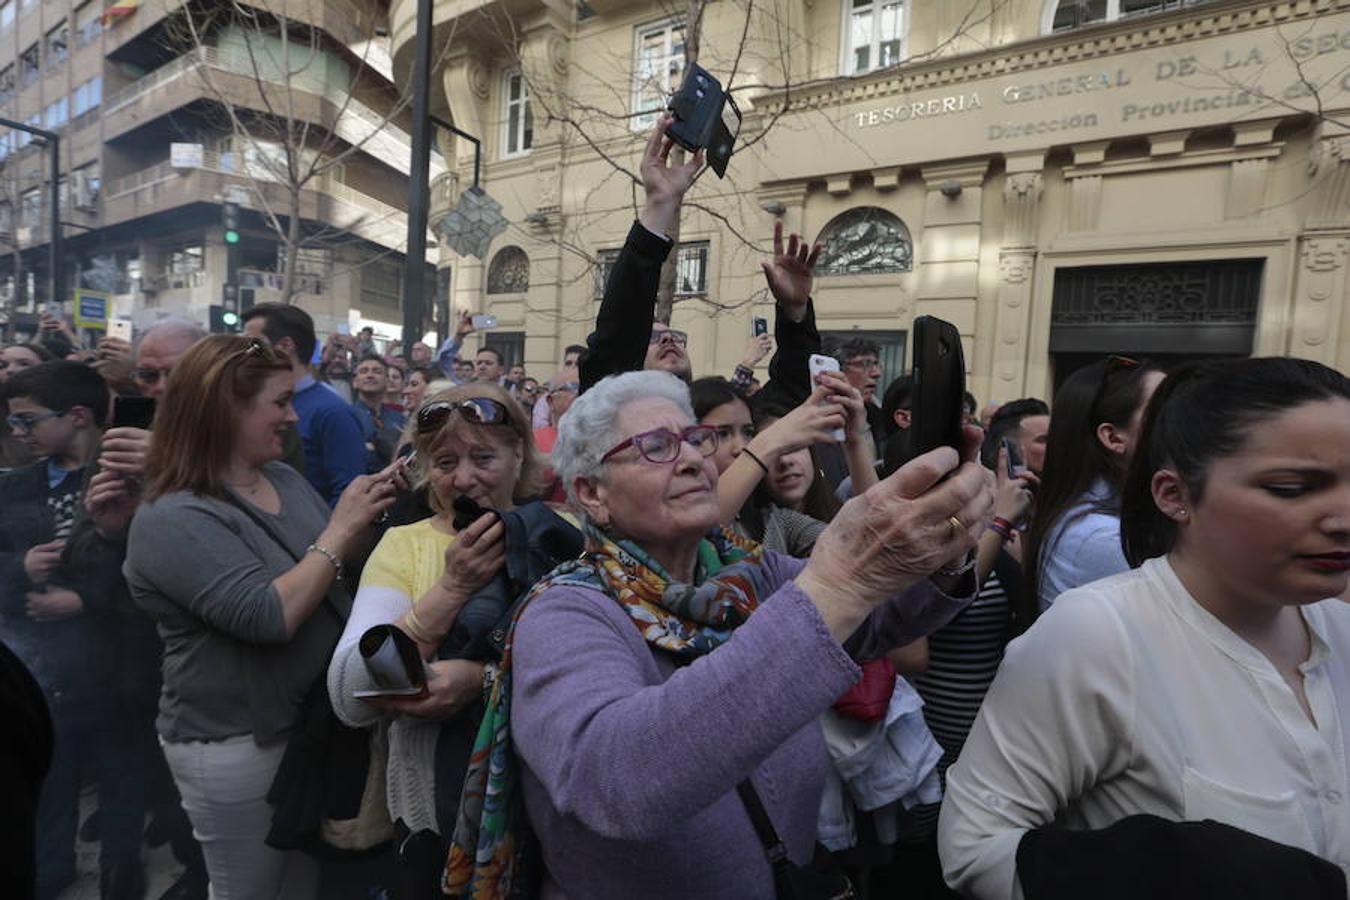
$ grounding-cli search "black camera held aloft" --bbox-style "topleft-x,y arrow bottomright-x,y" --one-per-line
667,63 -> 741,179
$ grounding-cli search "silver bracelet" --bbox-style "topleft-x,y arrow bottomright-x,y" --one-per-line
305,543 -> 343,581
936,550 -> 977,578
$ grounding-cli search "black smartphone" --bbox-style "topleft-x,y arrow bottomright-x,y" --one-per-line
451,495 -> 491,532
752,316 -> 768,337
908,316 -> 966,457
112,396 -> 157,430
1001,437 -> 1024,478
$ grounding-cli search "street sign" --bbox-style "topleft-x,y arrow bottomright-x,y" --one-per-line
73,290 -> 109,330
170,142 -> 204,168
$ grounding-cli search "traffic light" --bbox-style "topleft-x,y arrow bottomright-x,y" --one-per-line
222,202 -> 240,244
209,304 -> 241,334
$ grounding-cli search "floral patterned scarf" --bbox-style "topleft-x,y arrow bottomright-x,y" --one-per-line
443,522 -> 770,898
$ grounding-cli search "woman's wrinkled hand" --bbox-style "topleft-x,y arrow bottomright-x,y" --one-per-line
798,440 -> 995,618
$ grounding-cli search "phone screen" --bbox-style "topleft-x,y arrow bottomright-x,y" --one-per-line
1002,437 -> 1024,478
752,317 -> 768,337
112,396 -> 157,430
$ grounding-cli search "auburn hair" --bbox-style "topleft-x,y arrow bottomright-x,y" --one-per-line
144,335 -> 292,501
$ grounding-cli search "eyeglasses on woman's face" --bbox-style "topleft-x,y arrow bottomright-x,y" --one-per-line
417,397 -> 511,434
601,425 -> 718,465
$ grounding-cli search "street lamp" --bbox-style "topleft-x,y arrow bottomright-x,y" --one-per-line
401,0 -> 510,363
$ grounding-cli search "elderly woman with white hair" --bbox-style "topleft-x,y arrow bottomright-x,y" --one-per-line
445,370 -> 995,899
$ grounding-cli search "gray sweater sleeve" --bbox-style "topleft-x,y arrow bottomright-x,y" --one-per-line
125,499 -> 289,645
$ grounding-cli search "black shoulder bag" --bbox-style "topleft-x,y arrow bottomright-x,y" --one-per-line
224,495 -> 394,859
736,780 -> 856,900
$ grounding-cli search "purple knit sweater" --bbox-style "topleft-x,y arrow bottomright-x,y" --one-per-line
510,550 -> 971,899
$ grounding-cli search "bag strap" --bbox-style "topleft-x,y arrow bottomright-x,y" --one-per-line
736,779 -> 790,867
222,491 -> 348,626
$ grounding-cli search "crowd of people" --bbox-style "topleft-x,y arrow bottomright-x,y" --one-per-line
1,115 -> 1348,900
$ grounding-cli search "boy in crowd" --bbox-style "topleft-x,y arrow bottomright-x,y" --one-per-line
0,362 -> 146,900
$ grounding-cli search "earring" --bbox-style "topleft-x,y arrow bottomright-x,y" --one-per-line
1174,508 -> 1188,520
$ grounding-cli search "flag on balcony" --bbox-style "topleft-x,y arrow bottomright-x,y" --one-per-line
100,0 -> 140,27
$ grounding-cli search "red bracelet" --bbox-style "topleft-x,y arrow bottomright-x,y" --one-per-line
989,516 -> 1015,541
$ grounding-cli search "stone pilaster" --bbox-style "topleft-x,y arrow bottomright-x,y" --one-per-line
916,160 -> 990,374
991,164 -> 1042,401
1289,233 -> 1350,366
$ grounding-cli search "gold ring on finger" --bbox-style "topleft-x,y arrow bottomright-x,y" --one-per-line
948,515 -> 965,537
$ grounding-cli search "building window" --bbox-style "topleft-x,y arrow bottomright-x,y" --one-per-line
73,76 -> 101,117
0,66 -> 14,106
45,21 -> 68,67
168,244 -> 205,275
44,96 -> 67,128
676,241 -> 708,296
0,1 -> 13,30
594,247 -> 621,296
74,1 -> 99,47
1045,0 -> 1211,32
18,44 -> 38,88
501,72 -> 533,158
20,187 -> 40,228
72,163 -> 99,209
486,245 -> 529,294
816,207 -> 913,275
632,19 -> 685,129
484,331 -> 525,369
845,0 -> 905,75
821,328 -> 909,384
362,257 -> 402,308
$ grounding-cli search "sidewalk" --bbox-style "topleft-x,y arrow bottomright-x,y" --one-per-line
56,793 -> 184,900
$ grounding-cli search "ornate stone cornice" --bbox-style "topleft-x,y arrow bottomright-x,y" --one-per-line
754,0 -> 1346,112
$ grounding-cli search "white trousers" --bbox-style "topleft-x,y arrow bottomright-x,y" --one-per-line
162,735 -> 319,900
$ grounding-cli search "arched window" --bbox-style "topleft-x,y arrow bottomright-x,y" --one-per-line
1044,0 -> 1213,34
816,207 -> 912,276
486,245 -> 529,294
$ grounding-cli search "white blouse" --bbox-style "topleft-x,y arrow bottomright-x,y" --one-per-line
938,557 -> 1350,899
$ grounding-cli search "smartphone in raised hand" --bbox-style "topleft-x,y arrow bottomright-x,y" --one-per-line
808,353 -> 847,443
909,316 -> 966,458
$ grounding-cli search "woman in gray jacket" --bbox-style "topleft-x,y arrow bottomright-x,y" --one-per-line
124,335 -> 396,900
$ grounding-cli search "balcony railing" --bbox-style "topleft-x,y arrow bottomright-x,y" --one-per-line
101,45 -> 439,177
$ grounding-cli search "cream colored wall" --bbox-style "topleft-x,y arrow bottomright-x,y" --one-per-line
428,0 -> 1350,390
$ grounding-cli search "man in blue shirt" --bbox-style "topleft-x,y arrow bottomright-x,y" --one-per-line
350,354 -> 407,472
242,303 -> 365,506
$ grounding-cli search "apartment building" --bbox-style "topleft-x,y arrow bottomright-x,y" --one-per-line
0,0 -> 431,342
391,0 -> 1349,399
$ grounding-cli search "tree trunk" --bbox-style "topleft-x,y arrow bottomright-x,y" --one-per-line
280,187 -> 302,305
653,0 -> 704,325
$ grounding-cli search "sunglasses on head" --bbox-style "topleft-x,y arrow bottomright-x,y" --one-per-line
416,398 -> 510,434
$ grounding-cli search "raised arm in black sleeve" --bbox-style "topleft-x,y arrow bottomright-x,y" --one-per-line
579,222 -> 674,393
764,297 -> 822,406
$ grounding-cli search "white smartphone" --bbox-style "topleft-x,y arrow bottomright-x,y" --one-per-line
108,319 -> 133,342
471,313 -> 498,330
807,353 -> 846,443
